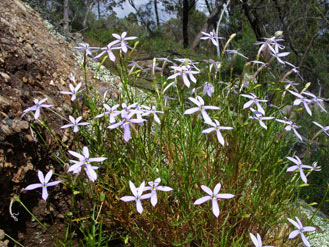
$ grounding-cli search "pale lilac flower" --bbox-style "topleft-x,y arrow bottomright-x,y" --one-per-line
142,106 -> 164,124
310,161 -> 321,172
202,119 -> 233,146
108,111 -> 146,142
249,233 -> 274,247
205,59 -> 222,73
112,31 -> 137,53
95,104 -> 120,124
302,91 -> 327,113
286,155 -> 313,184
24,170 -> 61,201
288,90 -> 313,116
312,121 -> 329,136
94,40 -> 120,62
121,103 -> 138,114
270,45 -> 290,64
68,146 -> 106,182
288,217 -> 316,247
249,109 -> 274,130
168,65 -> 199,88
276,118 -> 303,141
203,82 -> 214,97
194,183 -> 234,218
120,181 -> 152,214
21,98 -> 53,120
241,93 -> 267,115
74,42 -> 98,56
283,79 -> 299,92
286,61 -> 303,80
200,31 -> 223,47
255,37 -> 285,56
184,96 -> 220,124
144,178 -> 173,207
251,60 -> 267,67
226,49 -> 248,59
60,82 -> 82,101
61,115 -> 89,133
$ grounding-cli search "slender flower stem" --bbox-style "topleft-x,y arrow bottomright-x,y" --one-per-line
5,233 -> 24,247
14,196 -> 47,230
310,185 -> 329,222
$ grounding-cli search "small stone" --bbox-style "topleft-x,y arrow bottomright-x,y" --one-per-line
0,125 -> 13,136
0,96 -> 11,107
0,72 -> 10,82
25,134 -> 34,142
60,78 -> 66,85
0,229 -> 4,240
12,120 -> 29,132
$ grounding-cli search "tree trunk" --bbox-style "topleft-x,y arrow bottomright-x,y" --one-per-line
63,0 -> 70,33
82,0 -> 95,28
128,0 -> 154,35
154,0 -> 160,28
241,0 -> 265,41
97,0 -> 101,19
205,0 -> 212,15
182,0 -> 189,48
190,7 -> 221,49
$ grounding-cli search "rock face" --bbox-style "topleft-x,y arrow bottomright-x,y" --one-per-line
0,0 -> 103,244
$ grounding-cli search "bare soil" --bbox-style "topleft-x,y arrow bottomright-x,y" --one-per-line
0,1 -> 116,245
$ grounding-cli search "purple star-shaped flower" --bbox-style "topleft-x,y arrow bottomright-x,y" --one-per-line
95,104 -> 120,124
249,109 -> 274,130
203,82 -> 214,97
194,183 -> 234,218
241,93 -> 267,115
202,119 -> 233,146
288,217 -> 316,247
286,155 -> 313,184
184,96 -> 220,124
68,146 -> 106,182
167,65 -> 199,88
112,31 -> 137,53
249,232 -> 273,247
60,82 -> 82,102
144,178 -> 173,207
120,181 -> 152,214
108,111 -> 146,142
21,98 -> 53,120
288,90 -> 313,116
24,170 -> 61,201
200,31 -> 223,47
276,118 -> 303,141
94,40 -> 120,62
61,115 -> 89,133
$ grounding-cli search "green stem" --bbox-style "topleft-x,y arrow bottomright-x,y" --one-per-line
14,196 -> 47,230
5,233 -> 24,247
310,184 -> 329,222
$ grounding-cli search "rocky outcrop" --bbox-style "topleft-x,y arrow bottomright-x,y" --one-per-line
0,0 -> 112,243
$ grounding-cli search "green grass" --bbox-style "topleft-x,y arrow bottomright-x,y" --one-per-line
17,34 -> 329,247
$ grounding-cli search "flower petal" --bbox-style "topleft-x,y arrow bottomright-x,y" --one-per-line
38,170 -> 45,184
25,183 -> 43,190
120,196 -> 135,202
42,187 -> 48,201
212,199 -> 220,217
201,185 -> 213,195
44,170 -> 53,184
194,196 -> 211,205
136,200 -> 143,214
